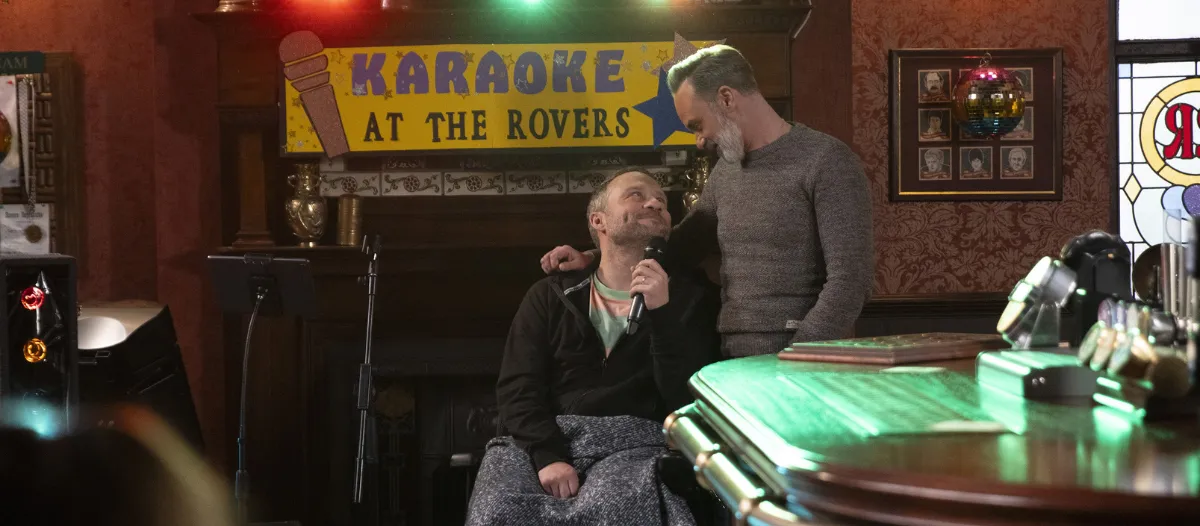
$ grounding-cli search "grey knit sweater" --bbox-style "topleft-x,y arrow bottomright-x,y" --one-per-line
669,123 -> 874,343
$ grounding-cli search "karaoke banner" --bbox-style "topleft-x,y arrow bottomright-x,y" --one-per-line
280,34 -> 719,156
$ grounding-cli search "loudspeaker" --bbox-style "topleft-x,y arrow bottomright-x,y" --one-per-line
0,254 -> 79,433
77,304 -> 205,452
1060,230 -> 1132,346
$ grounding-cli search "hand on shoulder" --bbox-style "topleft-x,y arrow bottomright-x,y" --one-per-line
540,245 -> 594,274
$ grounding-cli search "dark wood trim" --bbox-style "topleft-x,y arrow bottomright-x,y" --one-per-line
47,53 -> 85,263
791,0 -> 852,144
219,106 -> 278,247
859,292 -> 1008,319
1115,39 -> 1200,59
1109,0 -> 1119,234
217,105 -> 277,127
194,4 -> 814,43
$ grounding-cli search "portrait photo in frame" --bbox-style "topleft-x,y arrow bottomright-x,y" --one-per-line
889,48 -> 1062,201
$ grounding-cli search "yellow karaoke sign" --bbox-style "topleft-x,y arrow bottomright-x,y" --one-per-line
280,33 -> 719,157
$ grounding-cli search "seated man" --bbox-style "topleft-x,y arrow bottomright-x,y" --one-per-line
466,168 -> 722,526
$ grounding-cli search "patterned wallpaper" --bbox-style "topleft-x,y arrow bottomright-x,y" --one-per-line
853,0 -> 1112,295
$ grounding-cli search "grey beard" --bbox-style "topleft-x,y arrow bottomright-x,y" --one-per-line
713,111 -> 745,164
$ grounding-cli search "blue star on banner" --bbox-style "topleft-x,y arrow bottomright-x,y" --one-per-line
634,72 -> 690,147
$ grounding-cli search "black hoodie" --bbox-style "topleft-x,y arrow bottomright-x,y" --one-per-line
495,260 -> 722,470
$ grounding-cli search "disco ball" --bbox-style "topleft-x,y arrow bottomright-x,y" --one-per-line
952,57 -> 1026,139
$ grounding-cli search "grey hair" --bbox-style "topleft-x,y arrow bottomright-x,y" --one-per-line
586,166 -> 653,246
666,45 -> 759,100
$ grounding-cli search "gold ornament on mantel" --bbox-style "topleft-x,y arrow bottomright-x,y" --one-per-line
285,163 -> 326,247
214,0 -> 262,12
682,154 -> 712,212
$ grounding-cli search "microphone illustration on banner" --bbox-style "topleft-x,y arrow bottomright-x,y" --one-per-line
627,236 -> 668,335
278,30 -> 351,158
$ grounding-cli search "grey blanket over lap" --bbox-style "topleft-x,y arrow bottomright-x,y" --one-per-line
465,415 -> 696,526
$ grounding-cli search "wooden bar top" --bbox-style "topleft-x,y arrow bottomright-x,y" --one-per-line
683,355 -> 1200,524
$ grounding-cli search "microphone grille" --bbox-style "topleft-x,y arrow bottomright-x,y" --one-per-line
645,236 -> 668,263
279,31 -> 325,64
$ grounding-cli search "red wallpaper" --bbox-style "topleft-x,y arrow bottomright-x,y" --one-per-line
1,0 -> 158,298
0,0 -> 224,468
853,0 -> 1112,294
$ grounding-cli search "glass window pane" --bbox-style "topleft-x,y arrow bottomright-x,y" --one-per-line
1132,62 -> 1198,77
1120,113 -> 1133,163
1133,114 -> 1147,163
1119,0 -> 1200,41
1133,188 -> 1167,245
1133,162 -> 1171,189
1119,193 -> 1142,243
1119,63 -> 1133,78
1116,59 -> 1200,255
1133,76 -> 1186,111
1132,242 -> 1148,265
1119,79 -> 1133,112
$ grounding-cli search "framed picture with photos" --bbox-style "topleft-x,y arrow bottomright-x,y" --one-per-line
889,48 -> 1063,201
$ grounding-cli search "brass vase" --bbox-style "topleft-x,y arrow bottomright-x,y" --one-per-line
683,154 -> 712,212
285,163 -> 326,247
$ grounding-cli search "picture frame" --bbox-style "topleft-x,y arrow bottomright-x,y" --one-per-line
889,48 -> 1063,201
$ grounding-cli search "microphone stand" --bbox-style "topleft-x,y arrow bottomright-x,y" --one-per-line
236,285 -> 267,526
353,235 -> 382,504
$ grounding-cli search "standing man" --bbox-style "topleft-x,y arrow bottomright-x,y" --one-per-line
541,45 -> 874,357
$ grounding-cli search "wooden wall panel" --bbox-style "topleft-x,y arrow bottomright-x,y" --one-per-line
725,34 -> 791,99
793,0 -> 853,143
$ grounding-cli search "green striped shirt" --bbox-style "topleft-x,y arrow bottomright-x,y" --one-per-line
588,273 -> 632,356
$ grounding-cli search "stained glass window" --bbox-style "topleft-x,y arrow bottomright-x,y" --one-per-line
1117,60 -> 1200,265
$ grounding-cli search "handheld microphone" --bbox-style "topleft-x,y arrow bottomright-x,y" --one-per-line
627,236 -> 668,335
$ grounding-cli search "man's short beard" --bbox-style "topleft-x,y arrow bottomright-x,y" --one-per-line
712,106 -> 745,164
609,213 -> 669,248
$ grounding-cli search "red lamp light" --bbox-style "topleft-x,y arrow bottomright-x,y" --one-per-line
20,286 -> 44,310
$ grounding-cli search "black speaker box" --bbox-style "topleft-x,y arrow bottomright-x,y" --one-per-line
0,254 -> 79,431
78,305 -> 205,452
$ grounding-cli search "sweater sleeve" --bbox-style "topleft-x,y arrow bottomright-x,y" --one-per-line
646,276 -> 723,411
791,145 -> 874,343
495,284 -> 569,471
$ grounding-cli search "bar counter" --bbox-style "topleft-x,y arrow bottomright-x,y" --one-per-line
664,354 -> 1200,525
